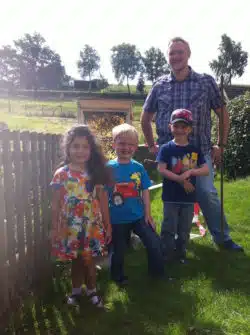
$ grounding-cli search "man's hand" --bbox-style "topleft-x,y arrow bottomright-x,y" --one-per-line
148,144 -> 159,155
183,179 -> 195,193
145,214 -> 156,230
212,145 -> 223,166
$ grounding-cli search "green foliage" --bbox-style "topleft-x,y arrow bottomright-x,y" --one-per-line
77,45 -> 100,90
209,34 -> 248,85
0,32 -> 67,90
111,43 -> 141,94
224,92 -> 250,178
143,47 -> 169,83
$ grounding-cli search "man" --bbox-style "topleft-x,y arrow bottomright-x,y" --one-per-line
141,37 -> 243,251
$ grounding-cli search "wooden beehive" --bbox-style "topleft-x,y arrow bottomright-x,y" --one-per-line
77,98 -> 134,124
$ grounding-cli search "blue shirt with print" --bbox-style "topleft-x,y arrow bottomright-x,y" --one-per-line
107,159 -> 151,224
156,141 -> 205,203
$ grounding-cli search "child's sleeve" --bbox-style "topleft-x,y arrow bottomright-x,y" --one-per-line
50,168 -> 66,190
197,150 -> 206,167
141,166 -> 152,190
156,145 -> 168,163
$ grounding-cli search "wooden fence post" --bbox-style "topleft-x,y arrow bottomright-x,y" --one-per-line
0,132 -> 10,320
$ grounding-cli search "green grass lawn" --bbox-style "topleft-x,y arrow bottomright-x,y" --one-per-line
6,178 -> 250,335
0,99 -> 146,141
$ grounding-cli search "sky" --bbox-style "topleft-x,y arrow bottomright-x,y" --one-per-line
1,0 -> 250,85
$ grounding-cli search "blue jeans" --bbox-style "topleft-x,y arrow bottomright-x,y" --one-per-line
161,202 -> 194,259
110,218 -> 164,281
196,155 -> 230,243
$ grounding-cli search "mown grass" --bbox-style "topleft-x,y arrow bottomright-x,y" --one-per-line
0,99 -> 147,141
6,178 -> 250,335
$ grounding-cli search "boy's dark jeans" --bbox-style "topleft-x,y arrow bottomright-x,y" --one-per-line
161,202 -> 194,260
110,218 -> 164,281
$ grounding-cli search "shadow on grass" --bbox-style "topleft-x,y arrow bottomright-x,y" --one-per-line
5,250 -> 226,335
181,239 -> 250,295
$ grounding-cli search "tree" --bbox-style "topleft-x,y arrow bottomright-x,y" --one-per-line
209,34 -> 248,85
14,32 -> 67,89
143,47 -> 169,83
0,45 -> 20,88
77,45 -> 100,91
224,92 -> 250,178
0,32 -> 67,89
111,43 -> 141,94
136,73 -> 145,94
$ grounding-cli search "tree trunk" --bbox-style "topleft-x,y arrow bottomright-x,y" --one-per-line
126,76 -> 131,95
88,74 -> 92,92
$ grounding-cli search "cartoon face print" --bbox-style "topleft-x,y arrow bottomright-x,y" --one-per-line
113,192 -> 124,206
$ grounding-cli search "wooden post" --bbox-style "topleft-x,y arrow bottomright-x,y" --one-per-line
2,130 -> 17,304
12,131 -> 26,290
0,133 -> 10,318
20,132 -> 34,284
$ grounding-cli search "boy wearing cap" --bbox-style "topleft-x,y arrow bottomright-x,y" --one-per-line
156,109 -> 209,263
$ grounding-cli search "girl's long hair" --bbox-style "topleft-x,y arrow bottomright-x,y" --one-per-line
59,125 -> 113,186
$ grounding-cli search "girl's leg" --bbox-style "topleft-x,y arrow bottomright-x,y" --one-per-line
83,255 -> 104,308
67,257 -> 85,305
83,256 -> 96,290
71,256 -> 85,289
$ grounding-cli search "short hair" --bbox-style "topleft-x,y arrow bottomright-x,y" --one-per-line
112,123 -> 139,142
168,37 -> 191,55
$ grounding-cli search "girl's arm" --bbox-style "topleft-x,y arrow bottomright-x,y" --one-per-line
96,185 -> 112,244
142,189 -> 155,229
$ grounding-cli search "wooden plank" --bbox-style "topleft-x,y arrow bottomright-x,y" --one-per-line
79,98 -> 134,110
43,134 -> 53,269
20,131 -> 34,283
12,131 -> 26,279
51,134 -> 57,172
2,130 -> 17,302
0,134 -> 10,318
38,134 -> 47,275
30,132 -> 41,277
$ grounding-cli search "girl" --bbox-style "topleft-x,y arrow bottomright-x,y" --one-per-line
50,125 -> 112,307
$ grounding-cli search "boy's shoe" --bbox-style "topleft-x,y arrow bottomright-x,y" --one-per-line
218,240 -> 244,252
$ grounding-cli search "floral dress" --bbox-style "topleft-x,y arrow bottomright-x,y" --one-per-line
50,165 -> 106,261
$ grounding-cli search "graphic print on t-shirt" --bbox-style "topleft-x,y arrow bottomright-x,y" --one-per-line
112,172 -> 141,206
172,152 -> 198,174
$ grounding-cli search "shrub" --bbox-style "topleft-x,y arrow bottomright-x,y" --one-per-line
224,91 -> 250,179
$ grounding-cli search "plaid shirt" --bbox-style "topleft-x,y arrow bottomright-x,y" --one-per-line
143,67 -> 222,154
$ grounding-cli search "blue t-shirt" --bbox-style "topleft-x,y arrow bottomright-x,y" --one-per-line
156,141 -> 205,203
107,159 -> 151,224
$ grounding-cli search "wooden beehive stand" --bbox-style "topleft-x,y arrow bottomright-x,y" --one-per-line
77,98 -> 134,124
77,99 -> 134,159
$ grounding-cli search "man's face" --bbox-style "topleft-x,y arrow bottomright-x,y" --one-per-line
168,41 -> 190,72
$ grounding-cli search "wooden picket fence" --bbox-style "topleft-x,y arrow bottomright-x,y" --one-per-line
0,129 -> 61,326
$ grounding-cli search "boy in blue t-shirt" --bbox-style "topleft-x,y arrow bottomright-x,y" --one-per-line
107,123 -> 164,285
156,109 -> 209,263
